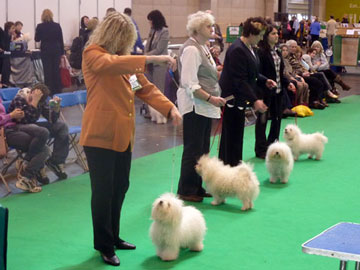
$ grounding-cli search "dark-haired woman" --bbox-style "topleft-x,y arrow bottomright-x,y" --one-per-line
145,10 -> 170,123
255,25 -> 295,158
79,15 -> 89,36
219,17 -> 276,166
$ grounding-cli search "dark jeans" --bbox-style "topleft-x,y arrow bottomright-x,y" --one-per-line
5,124 -> 50,177
37,120 -> 69,164
84,145 -> 131,255
177,111 -> 211,196
219,105 -> 245,166
304,76 -> 324,103
255,93 -> 283,156
41,52 -> 62,95
1,55 -> 11,85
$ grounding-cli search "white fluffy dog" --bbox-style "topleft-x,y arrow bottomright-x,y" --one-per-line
283,124 -> 328,160
195,155 -> 260,210
149,106 -> 167,124
265,141 -> 294,184
150,193 -> 206,261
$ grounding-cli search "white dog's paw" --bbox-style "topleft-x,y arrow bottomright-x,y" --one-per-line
281,179 -> 288,184
159,250 -> 179,261
270,178 -> 276,183
241,205 -> 249,211
189,242 -> 204,252
211,199 -> 224,205
308,155 -> 313,159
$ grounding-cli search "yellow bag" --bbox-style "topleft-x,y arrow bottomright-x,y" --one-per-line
291,105 -> 314,117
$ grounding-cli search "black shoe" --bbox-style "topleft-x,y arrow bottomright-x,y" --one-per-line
35,167 -> 50,185
115,239 -> 136,250
46,160 -> 67,180
100,253 -> 120,266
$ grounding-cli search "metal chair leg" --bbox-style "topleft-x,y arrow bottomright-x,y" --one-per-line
340,260 -> 347,270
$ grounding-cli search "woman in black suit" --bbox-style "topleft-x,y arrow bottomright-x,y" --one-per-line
35,9 -> 64,95
255,25 -> 296,158
219,17 -> 276,166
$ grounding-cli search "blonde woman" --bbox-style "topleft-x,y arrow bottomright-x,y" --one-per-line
311,40 -> 350,92
35,9 -> 64,95
80,12 -> 182,266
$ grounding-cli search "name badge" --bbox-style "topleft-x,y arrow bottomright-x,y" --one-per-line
129,75 -> 142,91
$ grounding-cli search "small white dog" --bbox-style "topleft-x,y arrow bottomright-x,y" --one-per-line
195,155 -> 260,210
265,141 -> 294,184
150,193 -> 206,261
283,124 -> 328,160
149,106 -> 167,124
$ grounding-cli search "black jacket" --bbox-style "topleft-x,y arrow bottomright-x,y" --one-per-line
219,38 -> 267,108
35,21 -> 64,55
257,47 -> 289,99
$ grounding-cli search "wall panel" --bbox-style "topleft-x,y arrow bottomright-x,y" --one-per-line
60,0 -> 80,46
98,0 -> 114,19
80,0 -> 98,19
8,0 -> 35,48
35,0 -> 58,24
0,0 -> 6,26
115,0 -> 132,13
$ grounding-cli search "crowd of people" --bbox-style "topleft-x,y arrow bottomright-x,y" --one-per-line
0,6 -> 354,267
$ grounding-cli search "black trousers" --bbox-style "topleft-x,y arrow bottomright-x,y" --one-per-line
84,145 -> 131,255
177,111 -> 211,196
219,105 -> 245,166
41,52 -> 62,95
1,55 -> 11,85
304,76 -> 324,103
255,93 -> 283,156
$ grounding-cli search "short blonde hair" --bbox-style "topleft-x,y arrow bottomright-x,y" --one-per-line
41,9 -> 53,23
186,11 -> 215,36
87,12 -> 136,55
87,18 -> 98,31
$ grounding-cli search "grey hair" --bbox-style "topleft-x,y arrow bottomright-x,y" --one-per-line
186,11 -> 215,36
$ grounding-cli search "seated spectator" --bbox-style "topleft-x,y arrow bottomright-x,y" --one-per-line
8,83 -> 69,180
14,21 -> 23,40
310,41 -> 351,93
280,44 -> 309,107
1,97 -> 50,192
286,40 -> 326,109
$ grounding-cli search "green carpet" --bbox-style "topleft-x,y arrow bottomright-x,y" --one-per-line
1,96 -> 360,270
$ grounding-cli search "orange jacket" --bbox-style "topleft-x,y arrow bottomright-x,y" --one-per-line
79,44 -> 174,152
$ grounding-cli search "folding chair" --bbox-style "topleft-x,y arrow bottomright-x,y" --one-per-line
56,92 -> 88,171
0,88 -> 20,101
0,204 -> 8,270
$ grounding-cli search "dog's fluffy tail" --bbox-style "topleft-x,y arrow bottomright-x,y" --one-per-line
315,132 -> 328,144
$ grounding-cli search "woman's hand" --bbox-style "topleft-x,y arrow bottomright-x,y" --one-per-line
265,79 -> 277,89
146,55 -> 177,71
253,100 -> 268,113
288,83 -> 296,93
10,108 -> 24,120
209,96 -> 226,107
169,106 -> 182,126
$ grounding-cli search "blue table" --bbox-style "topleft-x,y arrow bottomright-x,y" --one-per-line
302,222 -> 360,270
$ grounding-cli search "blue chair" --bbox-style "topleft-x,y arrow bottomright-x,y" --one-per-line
2,101 -> 11,113
0,88 -> 20,101
75,90 -> 87,106
55,93 -> 88,171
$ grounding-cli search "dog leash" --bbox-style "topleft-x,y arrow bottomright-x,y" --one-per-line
170,125 -> 177,194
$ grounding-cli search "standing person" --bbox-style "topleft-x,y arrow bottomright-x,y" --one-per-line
1,22 -> 15,88
219,17 -> 276,166
14,21 -> 23,40
80,12 -> 182,266
124,8 -> 144,54
309,17 -> 321,45
35,9 -> 64,95
176,11 -> 226,203
145,10 -> 170,124
79,16 -> 89,37
255,25 -> 295,159
327,16 -> 337,47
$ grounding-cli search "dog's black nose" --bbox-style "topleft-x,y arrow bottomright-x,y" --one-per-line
275,151 -> 279,155
159,201 -> 163,205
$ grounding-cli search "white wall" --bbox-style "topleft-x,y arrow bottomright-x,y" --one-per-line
0,0 -> 132,49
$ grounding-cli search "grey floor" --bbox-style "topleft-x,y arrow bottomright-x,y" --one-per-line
1,65 -> 359,198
